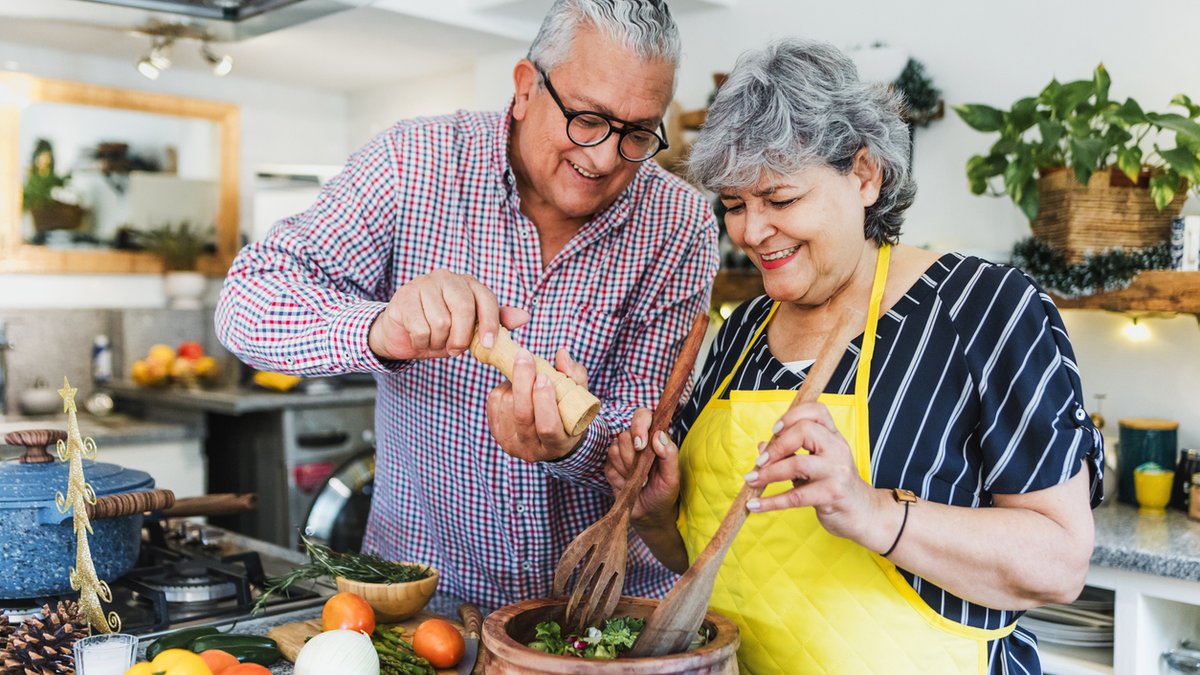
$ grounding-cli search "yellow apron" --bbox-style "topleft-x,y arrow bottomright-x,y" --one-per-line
677,245 -> 1014,674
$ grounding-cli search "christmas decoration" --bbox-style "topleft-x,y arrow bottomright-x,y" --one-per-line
54,378 -> 121,635
0,601 -> 87,675
1010,237 -> 1172,297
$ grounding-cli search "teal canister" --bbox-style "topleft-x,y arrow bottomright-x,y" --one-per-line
1118,418 -> 1179,505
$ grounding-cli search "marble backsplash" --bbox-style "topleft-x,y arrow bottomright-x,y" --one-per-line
0,308 -> 235,415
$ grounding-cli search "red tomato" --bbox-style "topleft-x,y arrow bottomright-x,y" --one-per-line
177,341 -> 205,360
321,591 -> 375,634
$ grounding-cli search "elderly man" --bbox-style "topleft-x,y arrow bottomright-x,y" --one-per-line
216,0 -> 718,611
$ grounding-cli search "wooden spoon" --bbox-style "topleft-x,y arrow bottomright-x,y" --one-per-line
552,312 -> 710,633
630,309 -> 861,656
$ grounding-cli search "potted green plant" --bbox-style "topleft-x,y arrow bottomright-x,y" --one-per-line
955,65 -> 1200,262
135,221 -> 212,309
22,138 -> 85,233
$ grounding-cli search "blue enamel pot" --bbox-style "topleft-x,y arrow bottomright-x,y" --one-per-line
0,430 -> 173,599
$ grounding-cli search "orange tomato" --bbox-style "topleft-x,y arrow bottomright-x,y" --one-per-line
412,618 -> 465,668
321,591 -> 375,634
221,665 -> 271,675
198,649 -> 240,674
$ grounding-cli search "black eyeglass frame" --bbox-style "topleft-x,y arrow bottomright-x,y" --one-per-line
537,67 -> 669,163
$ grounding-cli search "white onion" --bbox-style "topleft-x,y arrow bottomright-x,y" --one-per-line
295,629 -> 380,675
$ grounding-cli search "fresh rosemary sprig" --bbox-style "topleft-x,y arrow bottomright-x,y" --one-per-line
252,536 -> 432,613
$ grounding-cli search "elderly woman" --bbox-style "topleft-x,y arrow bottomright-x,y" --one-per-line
607,38 -> 1102,674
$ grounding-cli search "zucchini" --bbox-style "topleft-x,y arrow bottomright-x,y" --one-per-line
188,633 -> 283,665
145,626 -> 221,660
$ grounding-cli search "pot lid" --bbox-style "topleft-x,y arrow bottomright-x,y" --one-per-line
0,459 -> 154,506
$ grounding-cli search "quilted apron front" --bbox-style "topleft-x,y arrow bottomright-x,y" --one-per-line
677,246 -> 1013,674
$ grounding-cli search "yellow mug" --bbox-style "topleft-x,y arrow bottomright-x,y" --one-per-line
1134,466 -> 1175,516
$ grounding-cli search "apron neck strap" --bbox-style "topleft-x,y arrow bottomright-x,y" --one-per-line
711,244 -> 892,400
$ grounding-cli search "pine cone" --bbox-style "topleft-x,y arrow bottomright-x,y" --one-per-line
0,615 -> 12,652
0,601 -> 88,675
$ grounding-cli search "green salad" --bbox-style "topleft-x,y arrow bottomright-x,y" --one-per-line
528,617 -> 708,659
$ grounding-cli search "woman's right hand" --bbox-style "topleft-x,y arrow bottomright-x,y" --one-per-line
605,407 -> 681,528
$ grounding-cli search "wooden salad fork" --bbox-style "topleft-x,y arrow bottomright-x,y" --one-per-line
552,312 -> 711,633
630,310 -> 861,657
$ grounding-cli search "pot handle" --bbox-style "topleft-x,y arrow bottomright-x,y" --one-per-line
86,488 -> 176,521
159,493 -> 258,518
4,429 -> 67,464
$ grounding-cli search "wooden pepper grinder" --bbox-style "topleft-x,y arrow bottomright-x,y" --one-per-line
470,327 -> 601,436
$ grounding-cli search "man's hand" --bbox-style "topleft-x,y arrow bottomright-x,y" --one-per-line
488,347 -> 590,462
368,269 -> 529,361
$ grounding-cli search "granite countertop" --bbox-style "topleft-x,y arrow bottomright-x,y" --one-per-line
0,412 -> 200,453
105,380 -> 376,415
1092,500 -> 1200,581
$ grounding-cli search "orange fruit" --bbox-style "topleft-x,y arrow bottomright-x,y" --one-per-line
147,343 -> 176,365
412,618 -> 465,668
198,649 -> 239,674
221,664 -> 271,675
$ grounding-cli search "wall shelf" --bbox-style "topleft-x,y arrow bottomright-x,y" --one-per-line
1050,271 -> 1200,314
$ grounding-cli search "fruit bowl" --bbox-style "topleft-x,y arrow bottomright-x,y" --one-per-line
336,568 -> 439,622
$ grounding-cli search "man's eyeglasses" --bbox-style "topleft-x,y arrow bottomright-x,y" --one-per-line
538,67 -> 669,163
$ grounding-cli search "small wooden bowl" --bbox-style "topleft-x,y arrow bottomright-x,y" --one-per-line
335,568 -> 439,622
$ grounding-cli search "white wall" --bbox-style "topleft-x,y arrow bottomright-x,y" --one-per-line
343,0 -> 1200,450
0,40 -> 351,309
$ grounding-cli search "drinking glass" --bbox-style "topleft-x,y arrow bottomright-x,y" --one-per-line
73,633 -> 138,675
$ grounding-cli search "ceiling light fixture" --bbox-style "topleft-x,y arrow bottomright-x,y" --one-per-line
201,42 -> 234,77
132,22 -> 234,80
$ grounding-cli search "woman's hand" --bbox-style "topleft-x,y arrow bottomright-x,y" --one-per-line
743,401 -> 886,546
488,347 -> 589,462
605,408 -> 680,528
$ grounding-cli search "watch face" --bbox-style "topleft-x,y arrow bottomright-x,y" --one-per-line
894,488 -> 918,503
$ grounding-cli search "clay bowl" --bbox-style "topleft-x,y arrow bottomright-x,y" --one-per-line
481,596 -> 740,674
336,567 -> 439,622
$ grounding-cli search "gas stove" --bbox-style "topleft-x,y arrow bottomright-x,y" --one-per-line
0,520 -> 334,638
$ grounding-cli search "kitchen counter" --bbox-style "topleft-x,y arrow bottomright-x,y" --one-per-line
0,411 -> 200,454
1092,500 -> 1200,580
105,379 -> 376,415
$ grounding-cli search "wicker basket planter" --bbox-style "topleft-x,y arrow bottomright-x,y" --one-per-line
1031,167 -> 1186,264
30,201 -> 85,232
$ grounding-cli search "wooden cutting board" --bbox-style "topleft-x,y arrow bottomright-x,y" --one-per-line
267,610 -> 463,674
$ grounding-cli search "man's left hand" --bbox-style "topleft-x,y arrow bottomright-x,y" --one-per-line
487,347 -> 590,462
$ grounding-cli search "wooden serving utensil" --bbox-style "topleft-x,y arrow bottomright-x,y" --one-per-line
470,326 -> 601,436
630,310 -> 860,657
552,312 -> 710,633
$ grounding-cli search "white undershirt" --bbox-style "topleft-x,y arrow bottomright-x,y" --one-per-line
782,359 -> 816,375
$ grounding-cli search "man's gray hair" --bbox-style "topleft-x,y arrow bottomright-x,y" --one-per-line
688,38 -> 916,245
528,0 -> 681,75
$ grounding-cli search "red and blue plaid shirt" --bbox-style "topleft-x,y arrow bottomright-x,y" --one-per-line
216,106 -> 719,610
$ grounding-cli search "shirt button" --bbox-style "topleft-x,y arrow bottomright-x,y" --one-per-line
521,561 -> 533,571
515,502 -> 526,514
1074,406 -> 1087,423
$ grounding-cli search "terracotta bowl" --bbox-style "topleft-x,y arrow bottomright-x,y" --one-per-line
336,567 -> 439,622
481,596 -> 740,674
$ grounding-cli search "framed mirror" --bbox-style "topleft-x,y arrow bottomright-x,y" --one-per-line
0,74 -> 239,276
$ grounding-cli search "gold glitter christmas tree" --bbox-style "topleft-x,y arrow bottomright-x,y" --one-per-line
54,377 -> 121,633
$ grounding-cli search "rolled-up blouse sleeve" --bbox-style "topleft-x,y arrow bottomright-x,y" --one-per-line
956,267 -> 1104,506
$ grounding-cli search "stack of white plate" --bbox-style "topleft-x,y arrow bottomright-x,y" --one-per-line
1019,586 -> 1115,648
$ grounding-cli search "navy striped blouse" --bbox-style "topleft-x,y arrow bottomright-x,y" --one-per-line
676,253 -> 1104,674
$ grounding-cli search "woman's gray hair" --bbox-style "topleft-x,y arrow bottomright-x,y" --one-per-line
528,0 -> 681,77
689,38 -> 915,245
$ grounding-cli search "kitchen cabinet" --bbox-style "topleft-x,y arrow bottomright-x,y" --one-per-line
1040,504 -> 1200,674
